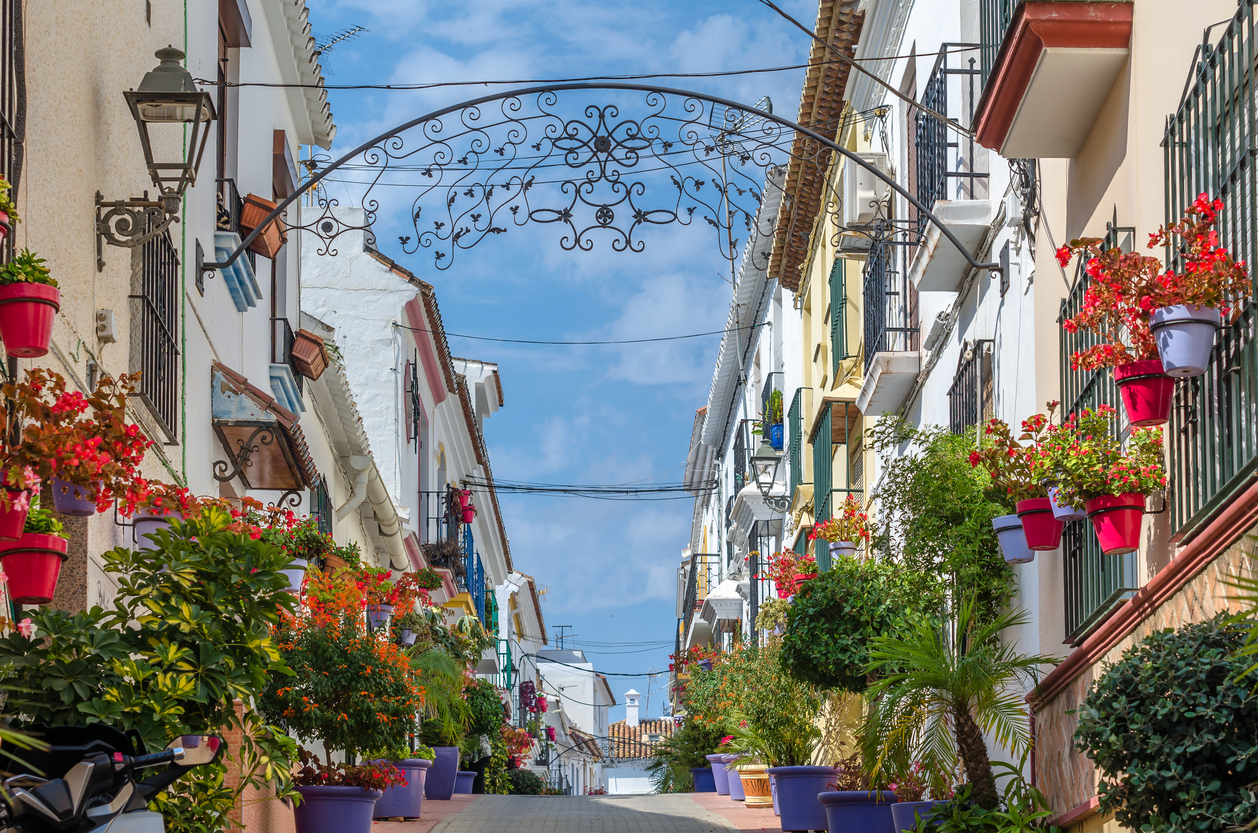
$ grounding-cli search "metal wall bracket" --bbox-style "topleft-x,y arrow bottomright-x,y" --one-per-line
95,191 -> 179,271
213,425 -> 279,483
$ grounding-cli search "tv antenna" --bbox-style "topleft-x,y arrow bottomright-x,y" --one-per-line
313,26 -> 367,75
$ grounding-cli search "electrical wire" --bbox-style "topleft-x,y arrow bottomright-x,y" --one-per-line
523,652 -> 666,677
393,321 -> 763,346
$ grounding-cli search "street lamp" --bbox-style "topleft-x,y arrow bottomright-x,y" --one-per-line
96,47 -> 216,269
750,438 -> 791,512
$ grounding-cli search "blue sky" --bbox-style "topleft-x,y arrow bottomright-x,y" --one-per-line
304,0 -> 814,722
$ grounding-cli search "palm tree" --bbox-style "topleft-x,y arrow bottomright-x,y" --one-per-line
862,597 -> 1058,808
411,645 -> 471,745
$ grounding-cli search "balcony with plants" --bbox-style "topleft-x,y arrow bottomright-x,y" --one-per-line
856,238 -> 920,415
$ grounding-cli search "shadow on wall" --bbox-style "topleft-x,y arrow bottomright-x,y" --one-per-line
1067,62 -> 1130,237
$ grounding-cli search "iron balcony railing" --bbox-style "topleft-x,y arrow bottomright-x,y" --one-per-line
681,553 -> 720,647
788,387 -> 808,496
947,339 -> 994,437
491,638 -> 512,691
747,520 -> 778,649
216,177 -> 243,235
760,371 -> 783,443
810,401 -> 863,572
979,0 -> 1019,87
1163,1 -> 1258,540
863,238 -> 919,374
915,44 -> 989,239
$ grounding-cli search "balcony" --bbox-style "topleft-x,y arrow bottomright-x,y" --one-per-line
269,317 -> 305,415
909,45 -> 991,294
973,1 -> 1133,158
681,553 -> 719,649
857,241 -> 920,415
809,399 -> 862,570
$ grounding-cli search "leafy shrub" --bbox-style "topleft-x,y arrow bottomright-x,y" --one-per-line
647,718 -> 725,793
508,767 -> 546,795
465,678 -> 507,737
1074,615 -> 1258,832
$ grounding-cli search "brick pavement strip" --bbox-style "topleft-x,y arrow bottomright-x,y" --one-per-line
381,794 -> 780,833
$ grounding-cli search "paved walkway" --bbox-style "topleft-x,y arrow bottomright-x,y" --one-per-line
374,794 -> 782,832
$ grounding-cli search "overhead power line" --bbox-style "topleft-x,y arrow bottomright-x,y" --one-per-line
525,652 -> 666,677
393,321 -> 763,346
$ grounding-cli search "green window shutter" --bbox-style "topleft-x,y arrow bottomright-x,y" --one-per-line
788,388 -> 806,495
829,257 -> 848,376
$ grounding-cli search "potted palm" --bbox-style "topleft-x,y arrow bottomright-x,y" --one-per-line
808,494 -> 870,559
0,496 -> 69,604
0,250 -> 59,358
0,174 -> 19,241
1044,406 -> 1166,555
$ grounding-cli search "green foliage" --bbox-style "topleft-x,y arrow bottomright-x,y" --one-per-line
719,645 -> 823,766
0,249 -> 56,288
0,175 -> 20,223
0,508 -> 299,833
465,678 -> 507,736
411,646 -> 470,746
22,495 -> 65,537
754,596 -> 790,634
1074,615 -> 1258,832
508,767 -> 547,795
908,778 -> 1060,833
767,388 -> 784,424
867,419 -> 1013,621
484,733 -> 510,794
780,554 -> 927,693
863,598 -> 1057,808
647,718 -> 725,793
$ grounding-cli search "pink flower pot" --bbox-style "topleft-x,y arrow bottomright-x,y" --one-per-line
0,283 -> 60,358
0,533 -> 69,604
1085,492 -> 1146,555
458,490 -> 471,509
0,491 -> 30,541
461,507 -> 475,524
1016,498 -> 1064,551
1113,359 -> 1173,427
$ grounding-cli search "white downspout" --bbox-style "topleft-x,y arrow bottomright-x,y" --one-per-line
335,455 -> 372,522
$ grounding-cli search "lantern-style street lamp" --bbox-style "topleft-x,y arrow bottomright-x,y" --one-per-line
750,438 -> 790,512
96,47 -> 215,269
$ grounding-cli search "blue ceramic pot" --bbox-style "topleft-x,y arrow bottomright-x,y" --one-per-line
770,773 -> 779,816
366,604 -> 394,631
891,800 -> 947,832
51,479 -> 98,516
707,753 -> 730,795
424,747 -> 459,800
454,770 -> 476,794
372,759 -> 431,819
768,766 -> 835,832
769,424 -> 784,450
690,767 -> 716,792
294,785 -> 381,833
819,791 -> 897,833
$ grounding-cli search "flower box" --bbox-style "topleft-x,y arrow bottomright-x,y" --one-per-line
291,329 -> 330,380
240,193 -> 288,259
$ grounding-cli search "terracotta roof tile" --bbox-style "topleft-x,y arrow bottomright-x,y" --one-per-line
606,718 -> 678,760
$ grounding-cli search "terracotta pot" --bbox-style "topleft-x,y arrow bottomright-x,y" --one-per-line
1016,498 -> 1064,551
1085,492 -> 1146,555
0,491 -> 30,541
1113,359 -> 1173,427
240,193 -> 288,259
738,764 -> 772,808
0,283 -> 60,358
291,329 -> 330,380
0,533 -> 69,604
322,552 -> 349,573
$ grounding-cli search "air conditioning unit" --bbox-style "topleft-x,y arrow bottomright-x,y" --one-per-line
842,152 -> 892,228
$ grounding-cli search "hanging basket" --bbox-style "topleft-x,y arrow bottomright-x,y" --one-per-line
1150,304 -> 1220,378
993,514 -> 1035,564
291,329 -> 330,380
366,603 -> 394,631
51,478 -> 100,517
458,490 -> 472,509
0,533 -> 69,604
0,491 -> 30,541
1085,492 -> 1146,555
828,540 -> 857,559
1015,498 -> 1064,551
462,507 -> 476,524
0,283 -> 60,358
132,509 -> 182,551
1113,359 -> 1173,427
280,557 -> 308,594
1047,484 -> 1087,522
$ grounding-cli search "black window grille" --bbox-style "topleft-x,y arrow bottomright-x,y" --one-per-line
915,44 -> 988,240
131,225 -> 180,441
0,0 -> 21,260
863,239 -> 919,373
271,317 -> 302,396
979,0 -> 1019,87
405,358 -> 421,450
947,340 -> 994,436
732,427 -> 747,491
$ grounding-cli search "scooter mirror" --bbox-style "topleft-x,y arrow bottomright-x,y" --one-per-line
166,735 -> 224,767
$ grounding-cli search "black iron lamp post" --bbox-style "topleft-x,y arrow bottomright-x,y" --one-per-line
96,47 -> 215,269
750,438 -> 790,512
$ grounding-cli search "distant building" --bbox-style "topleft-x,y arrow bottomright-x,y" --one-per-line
604,690 -> 676,794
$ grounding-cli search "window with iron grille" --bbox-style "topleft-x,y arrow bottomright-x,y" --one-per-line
829,258 -> 849,374
405,358 -> 422,450
947,340 -> 993,436
311,476 -> 333,535
732,427 -> 747,491
863,239 -> 919,373
979,0 -> 1019,87
130,225 -> 180,441
914,45 -> 988,241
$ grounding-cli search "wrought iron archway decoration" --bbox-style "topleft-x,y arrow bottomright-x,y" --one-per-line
202,83 -> 1000,279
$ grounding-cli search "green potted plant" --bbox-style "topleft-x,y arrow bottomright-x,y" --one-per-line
0,174 -> 19,239
967,417 -> 1047,564
394,609 -> 425,646
808,494 -> 870,559
0,496 -> 68,604
0,249 -> 59,358
766,388 -> 785,450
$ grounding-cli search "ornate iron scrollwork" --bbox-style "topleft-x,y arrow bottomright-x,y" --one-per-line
95,191 -> 179,271
213,425 -> 279,483
271,489 -> 304,511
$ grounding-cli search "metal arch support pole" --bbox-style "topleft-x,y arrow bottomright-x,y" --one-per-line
200,82 -> 1003,278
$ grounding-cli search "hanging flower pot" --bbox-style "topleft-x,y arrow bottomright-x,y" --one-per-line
992,514 -> 1034,564
1015,498 -> 1064,551
0,533 -> 69,604
793,572 -> 818,587
546,726 -> 556,742
828,540 -> 857,559
50,478 -> 100,517
133,509 -> 181,551
0,491 -> 31,541
398,628 -> 418,647
768,423 -> 784,451
0,282 -> 59,359
0,210 -> 11,243
1150,304 -> 1220,378
280,557 -> 308,594
240,193 -> 288,259
1047,484 -> 1087,522
1113,359 -> 1174,427
291,329 -> 330,380
1085,492 -> 1146,555
462,506 -> 476,524
458,489 -> 472,509
366,603 -> 394,631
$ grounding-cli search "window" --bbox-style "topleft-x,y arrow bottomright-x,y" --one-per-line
862,238 -> 919,371
947,340 -> 993,436
130,225 -> 180,441
788,387 -> 808,495
829,258 -> 849,374
311,476 -> 332,535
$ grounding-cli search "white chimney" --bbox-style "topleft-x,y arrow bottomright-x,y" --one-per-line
624,689 -> 641,727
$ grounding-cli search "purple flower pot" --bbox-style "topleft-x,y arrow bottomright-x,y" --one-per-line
399,629 -> 418,646
724,755 -> 745,801
366,604 -> 394,631
1151,304 -> 1220,378
768,766 -> 836,832
707,753 -> 730,795
133,510 -> 180,551
51,479 -> 98,516
294,785 -> 381,833
424,747 -> 459,800
454,770 -> 476,794
770,773 -> 779,816
691,767 -> 716,792
891,800 -> 947,832
819,791 -> 898,833
1047,484 -> 1086,522
993,514 -> 1034,565
281,558 -> 308,595
373,759 -> 431,819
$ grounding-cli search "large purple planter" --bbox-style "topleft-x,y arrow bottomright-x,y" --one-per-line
724,756 -> 745,801
768,766 -> 836,832
891,800 -> 947,832
819,791 -> 898,833
424,747 -> 459,800
770,773 -> 779,816
294,785 -> 381,833
691,767 -> 716,792
372,759 -> 431,819
707,753 -> 730,795
51,479 -> 98,516
454,770 -> 476,794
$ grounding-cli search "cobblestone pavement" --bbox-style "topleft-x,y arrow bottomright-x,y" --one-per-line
416,794 -> 777,832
